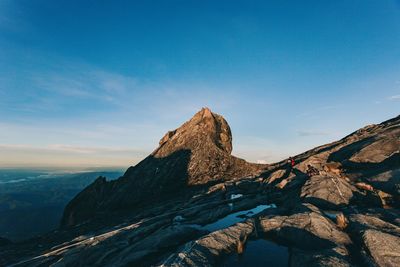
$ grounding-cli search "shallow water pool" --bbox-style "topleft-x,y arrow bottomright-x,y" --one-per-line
221,239 -> 289,267
200,204 -> 276,232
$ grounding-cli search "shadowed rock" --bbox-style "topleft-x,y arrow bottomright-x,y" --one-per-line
259,204 -> 352,250
61,108 -> 266,227
290,246 -> 352,267
0,237 -> 12,247
2,112 -> 400,267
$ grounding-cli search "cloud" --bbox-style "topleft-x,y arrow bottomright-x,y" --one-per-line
0,144 -> 146,154
31,67 -> 138,104
388,95 -> 400,100
0,144 -> 149,167
0,47 -> 239,124
297,130 -> 330,136
295,105 -> 339,119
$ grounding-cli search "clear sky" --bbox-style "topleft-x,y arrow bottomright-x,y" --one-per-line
0,0 -> 399,168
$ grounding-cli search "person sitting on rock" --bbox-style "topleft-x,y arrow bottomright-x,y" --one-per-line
306,164 -> 319,177
306,164 -> 312,176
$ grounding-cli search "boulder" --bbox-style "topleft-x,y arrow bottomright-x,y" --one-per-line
267,169 -> 287,184
259,205 -> 352,250
290,246 -> 352,267
235,179 -> 260,192
362,229 -> 400,267
161,221 -> 254,266
347,213 -> 400,237
347,213 -> 400,266
300,175 -> 354,210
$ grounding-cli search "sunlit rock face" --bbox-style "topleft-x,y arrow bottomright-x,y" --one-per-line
61,108 -> 266,227
3,113 -> 400,267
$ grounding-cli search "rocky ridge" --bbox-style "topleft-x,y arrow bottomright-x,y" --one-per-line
61,108 -> 266,227
1,110 -> 399,267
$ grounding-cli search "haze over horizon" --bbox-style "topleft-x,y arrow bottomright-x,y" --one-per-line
1,0 -> 400,168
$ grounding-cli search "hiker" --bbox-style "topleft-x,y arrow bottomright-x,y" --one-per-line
288,157 -> 295,167
306,164 -> 319,177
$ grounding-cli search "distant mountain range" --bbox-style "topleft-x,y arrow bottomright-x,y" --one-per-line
0,170 -> 123,241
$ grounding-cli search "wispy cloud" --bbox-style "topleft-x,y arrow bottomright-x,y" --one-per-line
295,105 -> 339,119
0,121 -> 160,149
297,130 -> 330,136
0,144 -> 149,167
388,95 -> 400,100
1,50 -> 238,122
31,67 -> 138,105
0,144 -> 146,154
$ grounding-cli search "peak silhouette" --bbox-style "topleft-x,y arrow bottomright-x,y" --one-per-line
61,108 -> 266,227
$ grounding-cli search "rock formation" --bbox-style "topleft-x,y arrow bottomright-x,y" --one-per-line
61,108 -> 266,227
1,112 -> 399,267
0,237 -> 12,247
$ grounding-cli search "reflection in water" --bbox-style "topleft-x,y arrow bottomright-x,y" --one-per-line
201,204 -> 276,232
230,194 -> 243,200
222,239 -> 289,267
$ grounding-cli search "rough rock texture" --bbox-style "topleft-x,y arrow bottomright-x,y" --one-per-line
57,225 -> 205,267
0,237 -> 12,247
346,212 -> 400,267
326,117 -> 400,196
259,204 -> 352,250
61,108 -> 266,227
362,230 -> 400,267
301,175 -> 355,210
1,113 -> 399,267
290,246 -> 352,267
162,221 -> 254,266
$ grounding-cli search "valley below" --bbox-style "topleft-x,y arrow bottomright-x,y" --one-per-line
0,169 -> 123,242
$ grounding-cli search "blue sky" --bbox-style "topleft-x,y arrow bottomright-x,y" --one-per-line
0,0 -> 399,168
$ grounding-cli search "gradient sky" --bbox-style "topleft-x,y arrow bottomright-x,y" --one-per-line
1,0 -> 399,168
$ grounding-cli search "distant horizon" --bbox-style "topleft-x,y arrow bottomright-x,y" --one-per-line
1,1 -> 399,168
0,165 -> 126,171
1,111 -> 398,169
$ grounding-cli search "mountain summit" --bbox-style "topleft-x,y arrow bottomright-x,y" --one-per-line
61,108 -> 266,227
2,113 -> 399,267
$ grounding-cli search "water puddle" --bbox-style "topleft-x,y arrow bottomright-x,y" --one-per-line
323,210 -> 341,220
162,204 -> 279,266
230,194 -> 243,200
221,239 -> 289,267
228,194 -> 243,209
199,204 -> 276,232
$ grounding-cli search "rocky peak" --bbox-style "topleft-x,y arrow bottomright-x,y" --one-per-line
4,114 -> 400,267
60,108 -> 266,227
156,107 -> 232,156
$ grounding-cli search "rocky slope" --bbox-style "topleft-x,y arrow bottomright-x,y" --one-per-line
0,237 -> 12,247
61,108 -> 266,227
1,111 -> 399,267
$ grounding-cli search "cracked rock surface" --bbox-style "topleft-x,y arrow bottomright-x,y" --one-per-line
1,111 -> 399,267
